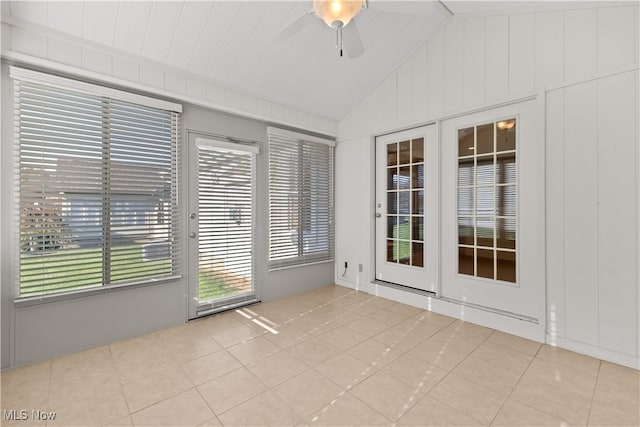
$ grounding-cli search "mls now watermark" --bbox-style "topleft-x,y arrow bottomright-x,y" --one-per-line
4,409 -> 57,421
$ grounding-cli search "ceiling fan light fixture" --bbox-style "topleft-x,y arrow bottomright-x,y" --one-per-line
496,119 -> 516,130
313,0 -> 364,28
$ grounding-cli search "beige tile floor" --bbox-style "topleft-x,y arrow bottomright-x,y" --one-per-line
2,285 -> 639,427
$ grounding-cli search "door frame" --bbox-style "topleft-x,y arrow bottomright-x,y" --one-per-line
186,130 -> 262,319
374,124 -> 439,293
440,98 -> 543,320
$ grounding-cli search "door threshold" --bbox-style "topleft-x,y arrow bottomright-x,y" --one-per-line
192,297 -> 261,319
372,280 -> 537,324
373,279 -> 436,298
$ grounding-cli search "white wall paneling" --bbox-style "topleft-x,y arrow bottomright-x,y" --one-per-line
426,29 -> 445,118
337,4 -> 639,367
484,15 -> 509,103
534,12 -> 564,90
562,80 -> 599,345
508,13 -> 535,96
463,17 -> 485,107
546,69 -> 639,359
444,18 -> 464,112
545,89 -> 566,342
564,8 -> 597,83
596,72 -> 637,355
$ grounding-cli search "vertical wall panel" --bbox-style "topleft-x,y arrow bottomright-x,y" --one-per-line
411,45 -> 429,123
535,11 -> 564,90
563,81 -> 599,346
463,17 -> 485,108
484,15 -> 509,103
564,9 -> 597,83
597,71 -> 638,355
509,14 -> 535,96
370,72 -> 398,132
597,6 -> 637,73
545,89 -> 566,341
397,59 -> 413,126
426,30 -> 445,118
444,19 -> 464,112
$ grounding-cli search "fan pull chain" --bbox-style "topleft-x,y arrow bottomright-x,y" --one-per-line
337,26 -> 343,57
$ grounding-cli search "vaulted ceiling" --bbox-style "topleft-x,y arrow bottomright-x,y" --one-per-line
2,1 -> 614,121
5,1 -> 453,120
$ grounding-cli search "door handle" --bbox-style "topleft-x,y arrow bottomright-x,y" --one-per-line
189,232 -> 196,238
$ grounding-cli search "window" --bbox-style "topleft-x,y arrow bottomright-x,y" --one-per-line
457,118 -> 517,283
268,127 -> 335,269
13,67 -> 181,299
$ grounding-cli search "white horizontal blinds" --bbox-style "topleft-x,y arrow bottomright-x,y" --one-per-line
15,77 -> 180,298
197,143 -> 254,303
268,128 -> 335,269
108,100 -> 179,284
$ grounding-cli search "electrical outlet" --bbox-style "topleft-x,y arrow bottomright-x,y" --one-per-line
344,261 -> 348,269
358,263 -> 363,272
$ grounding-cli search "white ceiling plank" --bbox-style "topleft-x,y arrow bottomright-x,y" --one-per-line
225,1 -> 298,87
369,0 -> 444,17
141,1 -> 185,63
113,1 -> 153,56
165,1 -> 214,69
83,1 -> 119,47
266,20 -> 332,101
10,0 -> 458,119
277,9 -> 378,108
47,1 -> 83,37
442,0 -> 623,15
208,1 -> 270,81
188,1 -> 242,77
10,1 -> 48,27
241,1 -> 313,94
312,14 -> 420,117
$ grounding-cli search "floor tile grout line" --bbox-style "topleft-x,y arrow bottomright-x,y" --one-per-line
484,343 -> 541,427
414,329 -> 497,426
585,359 -> 603,427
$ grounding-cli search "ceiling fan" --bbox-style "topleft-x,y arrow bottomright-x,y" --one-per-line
274,0 -> 434,59
272,0 -> 367,58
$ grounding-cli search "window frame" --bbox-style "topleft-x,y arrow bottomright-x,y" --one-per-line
11,67 -> 182,305
267,127 -> 335,270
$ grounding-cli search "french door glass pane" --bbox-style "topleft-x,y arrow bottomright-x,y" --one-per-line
386,137 -> 425,268
456,119 -> 517,283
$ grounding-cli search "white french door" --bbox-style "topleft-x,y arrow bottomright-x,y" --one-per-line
187,135 -> 260,319
375,125 -> 438,292
440,99 -> 543,319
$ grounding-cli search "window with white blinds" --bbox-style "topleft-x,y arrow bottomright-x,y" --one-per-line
13,69 -> 181,299
268,128 -> 335,269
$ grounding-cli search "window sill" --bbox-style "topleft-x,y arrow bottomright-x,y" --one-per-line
268,258 -> 334,272
14,275 -> 182,308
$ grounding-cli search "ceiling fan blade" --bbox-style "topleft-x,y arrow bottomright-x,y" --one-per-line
367,0 -> 442,17
270,10 -> 315,44
343,19 -> 365,58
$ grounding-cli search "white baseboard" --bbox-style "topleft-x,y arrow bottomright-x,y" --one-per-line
546,335 -> 640,370
336,280 -> 545,342
335,280 -> 640,370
